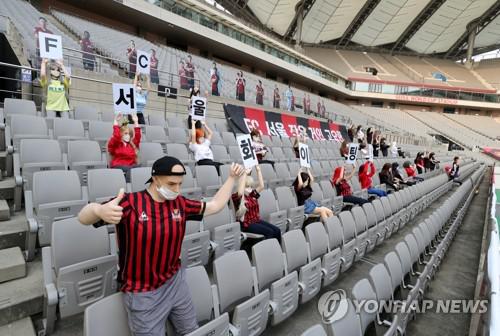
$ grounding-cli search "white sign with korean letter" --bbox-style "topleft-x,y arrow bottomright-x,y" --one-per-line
346,143 -> 359,164
38,32 -> 63,60
112,83 -> 136,114
190,96 -> 207,121
299,143 -> 311,168
136,50 -> 150,74
237,134 -> 258,169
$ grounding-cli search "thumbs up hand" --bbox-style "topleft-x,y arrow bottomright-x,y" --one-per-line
96,188 -> 125,224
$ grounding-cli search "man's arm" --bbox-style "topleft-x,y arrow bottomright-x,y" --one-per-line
78,189 -> 124,225
205,163 -> 244,216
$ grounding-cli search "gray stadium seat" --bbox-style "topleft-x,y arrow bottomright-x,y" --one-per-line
319,180 -> 343,214
139,142 -> 164,166
228,146 -> 243,163
43,217 -> 117,334
274,162 -> 294,185
53,118 -> 86,153
221,132 -> 237,146
372,199 -> 390,240
168,127 -> 188,143
212,145 -> 232,164
185,266 -> 230,336
210,131 -> 224,145
384,252 -> 404,297
166,117 -> 185,128
181,167 -> 202,199
84,293 -> 131,336
213,251 -> 270,336
351,278 -> 378,335
311,182 -> 331,209
202,204 -> 240,259
305,221 -> 341,287
74,106 -> 99,123
251,239 -> 299,325
87,168 -> 126,203
8,115 -> 49,151
144,125 -> 168,144
4,98 -> 37,120
167,143 -> 195,168
355,205 -> 378,253
337,211 -> 359,271
350,207 -> 372,257
257,189 -> 287,234
14,139 -> 65,210
100,110 -> 115,122
275,186 -> 304,231
26,170 -> 86,259
88,121 -> 113,151
129,167 -> 151,193
322,293 -> 363,336
369,263 -> 394,302
148,114 -> 166,127
67,140 -> 107,185
194,166 -> 220,197
282,229 -> 321,303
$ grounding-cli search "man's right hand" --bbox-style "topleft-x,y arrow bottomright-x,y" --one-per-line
95,188 -> 125,224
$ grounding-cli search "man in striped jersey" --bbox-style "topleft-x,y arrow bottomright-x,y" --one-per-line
78,156 -> 245,335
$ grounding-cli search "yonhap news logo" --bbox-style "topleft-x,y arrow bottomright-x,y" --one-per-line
318,289 -> 488,323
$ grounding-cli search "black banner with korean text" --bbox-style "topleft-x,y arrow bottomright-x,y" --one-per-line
224,104 -> 348,142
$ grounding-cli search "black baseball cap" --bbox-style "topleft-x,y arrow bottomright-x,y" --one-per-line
146,156 -> 186,183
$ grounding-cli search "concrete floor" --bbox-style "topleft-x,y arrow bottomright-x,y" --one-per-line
47,173 -> 489,336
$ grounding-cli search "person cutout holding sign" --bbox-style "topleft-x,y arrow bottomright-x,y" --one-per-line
189,119 -> 223,175
293,168 -> 334,222
232,165 -> 281,241
40,58 -> 70,118
358,157 -> 387,197
108,113 -> 141,180
131,73 -> 150,125
78,156 -> 245,336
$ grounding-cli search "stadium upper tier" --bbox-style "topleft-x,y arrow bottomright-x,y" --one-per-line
304,47 -> 496,92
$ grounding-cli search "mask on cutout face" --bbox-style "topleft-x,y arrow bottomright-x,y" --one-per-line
122,134 -> 131,143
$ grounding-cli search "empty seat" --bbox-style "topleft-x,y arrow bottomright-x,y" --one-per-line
194,166 -> 220,197
322,298 -> 363,336
67,140 -> 107,185
167,143 -> 195,167
305,221 -> 341,287
185,266 -> 230,336
274,162 -> 294,185
148,114 -> 166,127
26,170 -> 86,259
213,251 -> 270,336
275,186 -> 304,231
228,145 -> 243,163
202,204 -> 240,259
8,115 -> 49,151
88,121 -> 113,150
221,132 -> 237,146
53,118 -> 86,152
4,98 -> 37,119
166,117 -> 185,128
168,127 -> 188,143
43,217 -> 117,333
139,142 -> 164,166
129,167 -> 151,193
181,167 -> 203,199
282,230 -> 322,303
15,139 -> 65,192
350,206 -> 372,256
251,239 -> 299,325
337,212 -> 359,271
84,292 -> 131,336
319,180 -> 343,214
212,145 -> 232,164
74,106 -> 99,122
87,169 -> 126,203
257,189 -> 287,234
144,125 -> 167,144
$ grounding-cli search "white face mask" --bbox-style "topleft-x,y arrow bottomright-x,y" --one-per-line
157,185 -> 179,201
197,137 -> 205,144
122,134 -> 131,142
244,187 -> 253,195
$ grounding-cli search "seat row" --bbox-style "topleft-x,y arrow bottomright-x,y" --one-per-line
77,163 -> 480,336
324,165 -> 485,336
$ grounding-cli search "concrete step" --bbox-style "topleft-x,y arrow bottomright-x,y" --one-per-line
0,259 -> 43,326
0,212 -> 27,251
0,247 -> 26,283
0,199 -> 11,221
0,177 -> 16,201
0,317 -> 36,336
